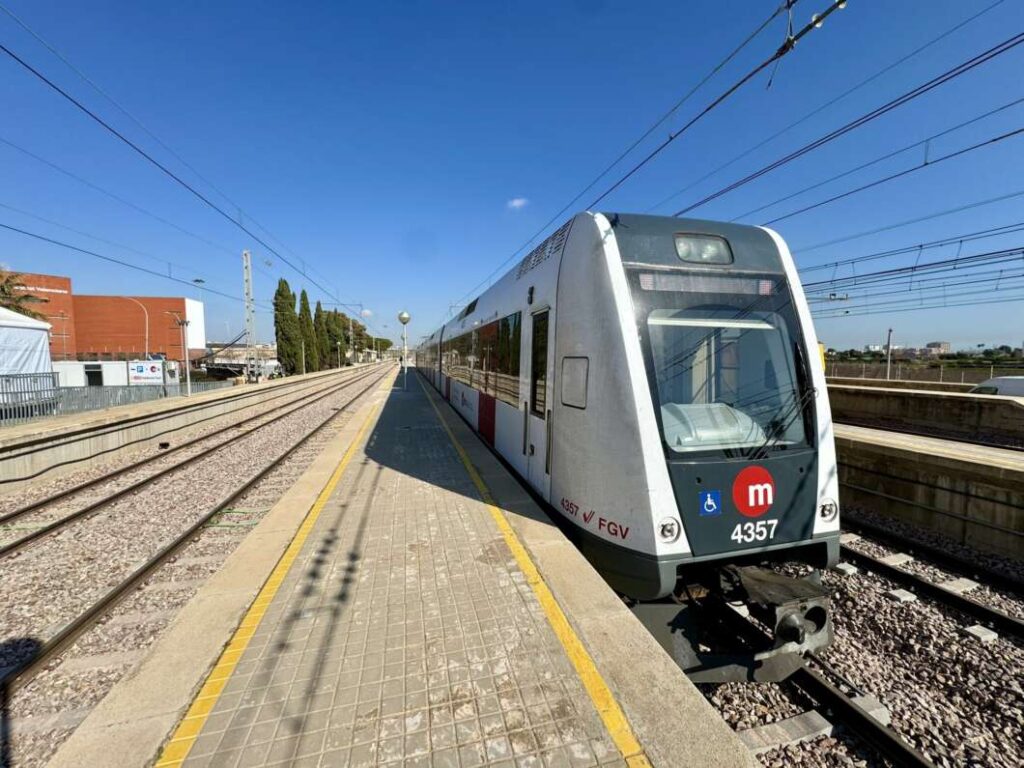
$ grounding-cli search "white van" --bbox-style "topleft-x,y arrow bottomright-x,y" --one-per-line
969,376 -> 1024,396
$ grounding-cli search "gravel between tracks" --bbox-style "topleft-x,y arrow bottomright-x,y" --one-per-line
699,536 -> 1023,768
0,374 -> 349,517
846,506 -> 1024,586
1,368 -> 388,767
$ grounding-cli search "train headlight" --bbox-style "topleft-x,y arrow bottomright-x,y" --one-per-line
818,498 -> 839,522
658,517 -> 681,543
674,234 -> 733,265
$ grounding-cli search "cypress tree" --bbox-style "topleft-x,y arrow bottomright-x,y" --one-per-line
326,310 -> 346,366
314,301 -> 331,370
298,289 -> 319,372
273,279 -> 301,374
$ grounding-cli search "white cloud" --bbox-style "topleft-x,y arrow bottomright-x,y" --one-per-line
506,197 -> 529,211
360,308 -> 373,318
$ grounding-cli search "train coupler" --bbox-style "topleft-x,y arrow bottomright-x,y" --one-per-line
632,565 -> 832,683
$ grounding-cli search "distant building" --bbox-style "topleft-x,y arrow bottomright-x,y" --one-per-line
863,343 -> 905,354
925,341 -> 951,355
12,271 -> 206,362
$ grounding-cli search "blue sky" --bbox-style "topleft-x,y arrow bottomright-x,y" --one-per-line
1,0 -> 1023,350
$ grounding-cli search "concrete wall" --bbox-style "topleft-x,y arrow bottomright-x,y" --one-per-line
835,425 -> 1024,560
0,367 -> 363,498
828,384 -> 1024,447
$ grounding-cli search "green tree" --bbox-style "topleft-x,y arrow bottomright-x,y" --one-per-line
325,310 -> 347,366
313,301 -> 331,370
298,289 -> 319,372
0,270 -> 48,319
272,278 -> 301,374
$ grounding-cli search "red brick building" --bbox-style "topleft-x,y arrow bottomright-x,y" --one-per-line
12,272 -> 206,361
16,273 -> 76,359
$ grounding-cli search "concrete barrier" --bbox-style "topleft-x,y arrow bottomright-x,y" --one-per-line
827,376 -> 974,393
835,425 -> 1024,560
828,384 -> 1024,447
0,366 -> 375,498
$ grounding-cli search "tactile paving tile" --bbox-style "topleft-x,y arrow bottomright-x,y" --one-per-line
183,384 -> 623,767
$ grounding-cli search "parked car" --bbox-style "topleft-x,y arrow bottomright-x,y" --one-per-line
969,376 -> 1024,396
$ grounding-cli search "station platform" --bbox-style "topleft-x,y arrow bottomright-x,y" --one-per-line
52,370 -> 750,768
834,423 -> 1024,560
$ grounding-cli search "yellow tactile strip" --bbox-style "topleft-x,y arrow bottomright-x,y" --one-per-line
154,400 -> 381,767
417,375 -> 653,768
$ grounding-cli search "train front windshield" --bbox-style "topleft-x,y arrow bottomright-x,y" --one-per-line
632,272 -> 814,458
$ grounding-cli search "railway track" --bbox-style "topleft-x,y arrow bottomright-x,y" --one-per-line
0,368 -> 369,488
0,364 -> 393,696
839,541 -> 1024,642
0,366 -> 380,558
842,512 -> 1024,595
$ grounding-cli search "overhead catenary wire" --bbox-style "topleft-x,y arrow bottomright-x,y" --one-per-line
730,96 -> 1024,222
588,0 -> 851,211
0,200 -> 222,282
792,186 -> 1024,254
0,136 -> 244,262
762,125 -> 1024,225
813,286 -> 1024,318
674,30 -> 1024,216
798,220 -> 1024,274
0,1 -> 338,295
646,0 -> 1007,213
438,0 -> 803,324
804,245 -> 1024,289
0,41 -> 340,303
810,268 -> 1024,302
0,221 -> 271,307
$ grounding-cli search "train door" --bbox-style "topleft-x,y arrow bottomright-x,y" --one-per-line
526,309 -> 552,498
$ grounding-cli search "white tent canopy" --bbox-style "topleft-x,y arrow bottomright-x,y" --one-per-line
0,306 -> 52,375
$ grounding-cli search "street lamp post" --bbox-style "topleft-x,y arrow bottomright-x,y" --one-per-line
165,311 -> 191,397
398,311 -> 410,390
885,328 -> 894,381
58,311 -> 67,360
336,341 -> 341,369
123,296 -> 149,358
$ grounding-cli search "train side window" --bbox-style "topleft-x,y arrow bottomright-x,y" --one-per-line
561,357 -> 588,409
530,311 -> 549,417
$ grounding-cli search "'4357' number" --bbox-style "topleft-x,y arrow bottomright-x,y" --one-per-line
730,519 -> 778,544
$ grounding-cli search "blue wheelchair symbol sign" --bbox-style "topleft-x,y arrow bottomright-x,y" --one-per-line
699,490 -> 722,517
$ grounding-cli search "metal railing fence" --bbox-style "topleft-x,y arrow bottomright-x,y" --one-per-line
825,361 -> 1024,384
0,374 -> 233,427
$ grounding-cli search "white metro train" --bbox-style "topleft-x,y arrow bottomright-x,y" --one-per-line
417,213 -> 840,649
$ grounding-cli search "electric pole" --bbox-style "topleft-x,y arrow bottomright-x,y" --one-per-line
243,250 -> 257,382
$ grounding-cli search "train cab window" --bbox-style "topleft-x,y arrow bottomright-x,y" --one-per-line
646,308 -> 807,455
530,311 -> 549,417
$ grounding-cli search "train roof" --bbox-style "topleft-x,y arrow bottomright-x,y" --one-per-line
602,212 -> 783,271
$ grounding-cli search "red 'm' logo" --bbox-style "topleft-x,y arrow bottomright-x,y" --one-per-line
732,466 -> 775,518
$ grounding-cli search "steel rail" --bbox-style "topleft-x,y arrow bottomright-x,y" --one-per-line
0,364 -> 393,694
839,544 -> 1024,641
709,600 -> 936,768
0,368 -> 357,464
791,663 -> 935,768
0,369 -> 368,528
0,367 -> 382,558
843,515 -> 1024,595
